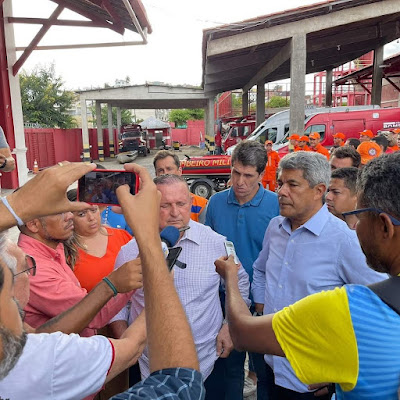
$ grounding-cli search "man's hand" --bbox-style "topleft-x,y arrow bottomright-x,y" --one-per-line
116,163 -> 160,240
108,258 -> 143,293
215,255 -> 239,281
308,383 -> 335,397
216,323 -> 234,358
7,161 -> 96,223
254,303 -> 264,314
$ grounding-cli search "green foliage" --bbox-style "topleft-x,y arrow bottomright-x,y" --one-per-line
19,64 -> 77,128
266,96 -> 290,108
169,109 -> 204,126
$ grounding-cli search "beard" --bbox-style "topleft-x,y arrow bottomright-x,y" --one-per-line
0,325 -> 27,380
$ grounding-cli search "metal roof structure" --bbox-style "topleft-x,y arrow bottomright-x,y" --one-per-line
202,0 -> 400,94
334,52 -> 400,94
140,116 -> 170,129
4,0 -> 152,75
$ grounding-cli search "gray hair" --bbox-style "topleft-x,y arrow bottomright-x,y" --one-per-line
153,174 -> 188,188
357,152 -> 400,218
231,141 -> 267,175
278,151 -> 330,188
0,231 -> 17,275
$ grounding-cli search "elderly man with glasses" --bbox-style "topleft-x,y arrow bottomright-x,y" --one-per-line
217,151 -> 400,400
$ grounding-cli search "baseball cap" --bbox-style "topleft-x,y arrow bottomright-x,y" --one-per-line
265,140 -> 273,145
359,129 -> 374,138
309,132 -> 320,140
392,128 -> 400,134
357,141 -> 382,165
288,134 -> 300,141
299,135 -> 309,142
333,132 -> 345,140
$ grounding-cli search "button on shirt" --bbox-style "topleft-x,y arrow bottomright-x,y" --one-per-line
251,205 -> 387,393
205,184 -> 279,283
112,219 -> 250,380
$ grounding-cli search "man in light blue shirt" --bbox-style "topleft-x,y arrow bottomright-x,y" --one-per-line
251,151 -> 386,400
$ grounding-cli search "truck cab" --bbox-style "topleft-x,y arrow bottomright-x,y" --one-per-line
119,124 -> 149,156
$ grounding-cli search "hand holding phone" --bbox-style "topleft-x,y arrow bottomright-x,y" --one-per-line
78,169 -> 139,206
224,241 -> 239,264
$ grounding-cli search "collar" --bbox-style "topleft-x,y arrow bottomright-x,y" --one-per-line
280,204 -> 328,236
178,219 -> 201,246
227,184 -> 265,207
18,233 -> 65,259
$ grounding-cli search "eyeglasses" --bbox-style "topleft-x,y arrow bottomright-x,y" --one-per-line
13,255 -> 36,277
342,207 -> 400,230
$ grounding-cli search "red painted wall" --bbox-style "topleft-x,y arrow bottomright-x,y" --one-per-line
171,120 -> 205,145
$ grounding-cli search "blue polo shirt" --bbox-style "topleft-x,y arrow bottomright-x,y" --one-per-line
205,185 -> 279,283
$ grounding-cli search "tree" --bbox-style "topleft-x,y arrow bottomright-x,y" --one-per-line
19,64 -> 77,128
169,109 -> 204,127
266,96 -> 290,108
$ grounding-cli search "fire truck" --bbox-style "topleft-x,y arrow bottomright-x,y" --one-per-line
119,124 -> 150,156
180,154 -> 231,199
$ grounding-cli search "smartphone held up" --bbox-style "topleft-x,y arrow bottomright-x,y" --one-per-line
78,169 -> 139,206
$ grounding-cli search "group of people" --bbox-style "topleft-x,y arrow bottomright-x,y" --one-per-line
0,128 -> 399,400
261,127 -> 400,193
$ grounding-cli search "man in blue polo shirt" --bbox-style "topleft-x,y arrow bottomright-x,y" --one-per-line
205,140 -> 279,400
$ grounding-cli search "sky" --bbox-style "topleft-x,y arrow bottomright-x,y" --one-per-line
10,0 -> 400,91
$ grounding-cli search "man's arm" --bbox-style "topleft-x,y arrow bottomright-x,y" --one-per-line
0,162 -> 96,231
0,149 -> 15,172
215,256 -> 284,356
117,163 -> 199,373
35,259 -> 142,334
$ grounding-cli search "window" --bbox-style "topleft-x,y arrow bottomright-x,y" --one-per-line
304,124 -> 326,140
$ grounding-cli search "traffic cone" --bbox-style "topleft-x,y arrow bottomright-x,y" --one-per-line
33,159 -> 39,174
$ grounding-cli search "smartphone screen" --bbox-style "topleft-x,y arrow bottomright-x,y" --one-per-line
224,241 -> 239,264
77,169 -> 139,206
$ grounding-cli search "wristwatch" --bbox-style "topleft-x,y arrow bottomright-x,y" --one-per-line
0,158 -> 7,169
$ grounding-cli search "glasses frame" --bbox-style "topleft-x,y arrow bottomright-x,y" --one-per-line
13,255 -> 37,277
342,208 -> 400,227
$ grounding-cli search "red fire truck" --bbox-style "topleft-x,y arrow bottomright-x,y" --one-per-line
180,154 -> 231,199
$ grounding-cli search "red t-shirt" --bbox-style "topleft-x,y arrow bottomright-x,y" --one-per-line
74,227 -> 132,292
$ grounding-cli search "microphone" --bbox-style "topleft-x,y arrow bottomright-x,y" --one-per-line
160,226 -> 180,257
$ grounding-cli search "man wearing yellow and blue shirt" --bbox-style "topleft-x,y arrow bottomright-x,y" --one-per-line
216,151 -> 400,400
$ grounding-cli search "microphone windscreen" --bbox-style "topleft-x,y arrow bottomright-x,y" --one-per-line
160,226 -> 180,247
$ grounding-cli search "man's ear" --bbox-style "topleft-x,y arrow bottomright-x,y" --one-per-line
24,219 -> 41,234
314,183 -> 326,200
379,213 -> 395,239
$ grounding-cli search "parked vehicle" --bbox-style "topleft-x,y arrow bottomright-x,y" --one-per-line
119,124 -> 150,156
180,154 -> 231,199
225,105 -> 377,155
219,117 -> 256,152
275,106 -> 400,157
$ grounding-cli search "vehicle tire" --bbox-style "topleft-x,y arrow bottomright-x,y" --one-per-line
191,180 -> 213,199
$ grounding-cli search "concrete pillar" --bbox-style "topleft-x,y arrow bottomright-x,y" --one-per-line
95,101 -> 103,161
325,68 -> 333,107
80,98 -> 91,162
3,0 -> 28,187
205,97 -> 215,154
107,103 -> 114,158
242,91 -> 249,116
116,107 -> 122,152
256,82 -> 265,128
371,45 -> 384,106
289,34 -> 307,135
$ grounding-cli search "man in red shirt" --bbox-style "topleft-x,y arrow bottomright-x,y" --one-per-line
309,132 -> 330,160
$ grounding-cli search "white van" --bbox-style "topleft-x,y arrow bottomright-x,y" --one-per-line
225,105 -> 378,155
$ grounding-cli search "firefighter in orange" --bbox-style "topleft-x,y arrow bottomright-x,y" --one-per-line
296,135 -> 310,151
309,132 -> 330,160
287,134 -> 300,152
262,140 -> 280,191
